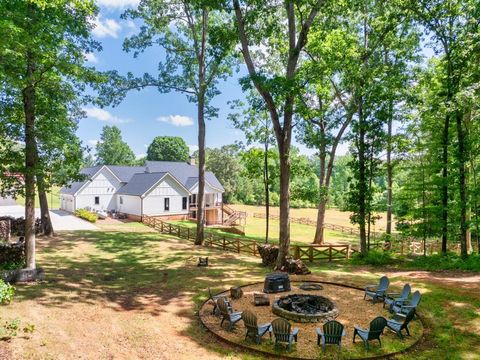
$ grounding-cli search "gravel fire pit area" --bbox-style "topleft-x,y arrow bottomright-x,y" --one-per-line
199,281 -> 424,359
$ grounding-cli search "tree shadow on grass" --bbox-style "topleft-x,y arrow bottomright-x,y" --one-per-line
16,230 -> 269,317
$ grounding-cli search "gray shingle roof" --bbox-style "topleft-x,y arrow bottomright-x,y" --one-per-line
116,172 -> 167,196
145,161 -> 224,191
60,161 -> 224,196
60,166 -> 102,195
107,166 -> 146,182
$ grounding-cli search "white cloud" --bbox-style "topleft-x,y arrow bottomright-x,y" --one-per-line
83,107 -> 130,124
84,52 -> 98,63
188,144 -> 199,154
87,139 -> 100,146
92,15 -> 121,38
96,0 -> 140,9
157,115 -> 194,127
136,153 -> 146,159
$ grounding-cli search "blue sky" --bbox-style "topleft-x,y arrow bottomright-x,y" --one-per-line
80,0 -> 327,159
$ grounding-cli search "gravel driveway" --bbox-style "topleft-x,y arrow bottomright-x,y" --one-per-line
0,205 -> 97,231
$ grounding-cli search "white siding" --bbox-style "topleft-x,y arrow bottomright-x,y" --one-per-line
143,176 -> 189,216
117,195 -> 141,216
60,194 -> 74,212
190,182 -> 223,195
75,168 -> 121,212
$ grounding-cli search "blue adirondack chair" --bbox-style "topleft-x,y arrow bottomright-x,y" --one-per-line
316,320 -> 346,352
364,276 -> 390,304
271,318 -> 299,351
242,310 -> 271,344
217,297 -> 242,331
391,290 -> 421,318
386,308 -> 416,338
384,283 -> 411,310
208,287 -> 229,315
353,316 -> 387,350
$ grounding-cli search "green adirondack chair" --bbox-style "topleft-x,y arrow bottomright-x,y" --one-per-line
242,310 -> 271,344
353,316 -> 387,350
217,297 -> 242,331
364,276 -> 390,304
316,320 -> 346,352
271,318 -> 299,351
384,283 -> 411,310
386,308 -> 416,338
208,287 -> 228,315
391,290 -> 421,317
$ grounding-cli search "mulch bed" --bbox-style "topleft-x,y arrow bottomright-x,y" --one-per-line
199,281 -> 424,359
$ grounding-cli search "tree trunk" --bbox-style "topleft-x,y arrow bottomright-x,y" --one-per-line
441,111 -> 449,254
34,142 -> 54,236
264,135 -> 269,243
37,174 -> 54,236
386,101 -> 393,235
470,157 -> 480,254
195,10 -> 208,246
456,111 -> 468,258
275,147 -> 291,268
314,149 -> 327,244
358,96 -> 367,255
22,50 -> 36,269
195,92 -> 206,245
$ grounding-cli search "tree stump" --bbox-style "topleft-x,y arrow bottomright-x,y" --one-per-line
230,286 -> 243,299
254,293 -> 270,306
197,257 -> 208,267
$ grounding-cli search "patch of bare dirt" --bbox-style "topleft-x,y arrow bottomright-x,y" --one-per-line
200,282 -> 422,359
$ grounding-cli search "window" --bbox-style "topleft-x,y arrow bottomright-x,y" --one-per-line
94,196 -> 100,205
182,197 -> 187,210
119,196 -> 123,205
164,197 -> 170,211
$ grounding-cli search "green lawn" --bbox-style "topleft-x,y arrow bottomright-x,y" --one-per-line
15,186 -> 61,209
173,218 -> 359,246
1,223 -> 479,359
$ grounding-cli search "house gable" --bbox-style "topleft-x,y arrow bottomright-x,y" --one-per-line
189,181 -> 224,194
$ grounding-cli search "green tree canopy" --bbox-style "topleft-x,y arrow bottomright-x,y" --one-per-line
146,136 -> 189,162
95,126 -> 135,166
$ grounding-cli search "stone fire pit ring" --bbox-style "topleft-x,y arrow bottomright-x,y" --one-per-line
272,294 -> 339,323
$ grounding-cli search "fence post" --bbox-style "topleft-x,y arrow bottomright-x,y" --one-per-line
223,236 -> 226,250
294,245 -> 300,260
178,226 -> 181,238
169,223 -> 172,234
346,245 -> 351,259
401,241 -> 404,255
253,241 -> 257,256
309,246 -> 313,262
328,246 -> 332,262
237,238 -> 240,253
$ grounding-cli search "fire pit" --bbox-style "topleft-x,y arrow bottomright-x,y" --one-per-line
272,294 -> 339,323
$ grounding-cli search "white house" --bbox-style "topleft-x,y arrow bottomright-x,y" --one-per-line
60,160 -> 241,225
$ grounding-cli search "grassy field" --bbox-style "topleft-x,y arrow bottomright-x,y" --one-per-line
1,222 -> 478,359
230,204 -> 395,233
15,186 -> 61,209
174,218 -> 360,246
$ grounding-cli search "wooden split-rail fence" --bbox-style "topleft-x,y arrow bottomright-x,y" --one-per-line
142,215 -> 355,262
252,212 -> 364,236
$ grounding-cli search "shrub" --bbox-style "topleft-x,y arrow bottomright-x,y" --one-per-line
406,253 -> 480,271
0,280 -> 15,305
0,318 -> 35,341
350,249 -> 395,266
74,209 -> 97,223
0,239 -> 25,270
